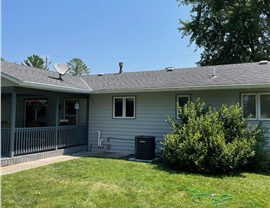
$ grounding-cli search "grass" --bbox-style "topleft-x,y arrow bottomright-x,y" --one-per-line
2,157 -> 270,208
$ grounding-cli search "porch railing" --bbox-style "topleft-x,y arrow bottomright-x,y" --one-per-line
58,125 -> 87,148
1,124 -> 87,156
1,128 -> 10,155
14,127 -> 56,155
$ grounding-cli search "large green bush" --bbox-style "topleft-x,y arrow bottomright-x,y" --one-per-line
163,99 -> 268,173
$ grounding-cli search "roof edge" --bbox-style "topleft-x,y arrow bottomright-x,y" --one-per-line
1,72 -> 23,84
1,71 -> 92,94
91,83 -> 270,94
21,81 -> 92,94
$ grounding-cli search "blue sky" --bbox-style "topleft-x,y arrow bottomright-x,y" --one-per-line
1,0 -> 201,74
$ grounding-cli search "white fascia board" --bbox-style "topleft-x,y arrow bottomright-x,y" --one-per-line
21,81 -> 92,94
1,73 -> 22,85
1,72 -> 92,93
92,83 -> 270,94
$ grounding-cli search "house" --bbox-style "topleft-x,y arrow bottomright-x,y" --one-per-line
1,61 -> 270,165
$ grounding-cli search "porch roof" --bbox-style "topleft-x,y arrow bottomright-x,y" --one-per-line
1,61 -> 92,94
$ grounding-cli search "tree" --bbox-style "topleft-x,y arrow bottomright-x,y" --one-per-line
178,0 -> 270,66
1,57 -> 6,61
67,58 -> 90,76
22,54 -> 47,69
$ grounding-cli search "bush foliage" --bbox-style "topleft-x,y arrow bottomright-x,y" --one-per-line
163,99 -> 269,173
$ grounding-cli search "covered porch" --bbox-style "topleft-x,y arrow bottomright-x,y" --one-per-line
1,87 -> 89,158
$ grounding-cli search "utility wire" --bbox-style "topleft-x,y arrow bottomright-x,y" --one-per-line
50,54 -> 199,60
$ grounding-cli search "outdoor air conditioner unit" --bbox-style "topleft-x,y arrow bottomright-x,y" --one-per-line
135,136 -> 156,160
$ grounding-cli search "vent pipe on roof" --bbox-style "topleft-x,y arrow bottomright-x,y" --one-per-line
211,66 -> 216,78
165,67 -> 174,71
259,60 -> 268,65
119,62 -> 123,74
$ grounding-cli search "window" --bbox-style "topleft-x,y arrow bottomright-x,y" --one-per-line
64,99 -> 78,125
176,95 -> 190,119
260,94 -> 270,119
241,93 -> 270,120
242,94 -> 256,119
113,96 -> 135,118
25,99 -> 48,127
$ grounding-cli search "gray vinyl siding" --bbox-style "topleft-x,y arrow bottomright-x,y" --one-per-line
78,98 -> 87,124
88,89 -> 270,154
1,77 -> 18,87
89,92 -> 174,153
248,120 -> 270,150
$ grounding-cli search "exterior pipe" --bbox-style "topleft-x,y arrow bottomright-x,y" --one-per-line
97,130 -> 103,147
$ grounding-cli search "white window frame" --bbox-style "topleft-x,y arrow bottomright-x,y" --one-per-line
176,95 -> 190,119
113,96 -> 136,119
241,92 -> 270,120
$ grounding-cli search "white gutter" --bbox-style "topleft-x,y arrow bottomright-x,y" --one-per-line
1,73 -> 22,84
1,73 -> 92,94
91,83 -> 270,94
21,81 -> 92,94
2,72 -> 269,94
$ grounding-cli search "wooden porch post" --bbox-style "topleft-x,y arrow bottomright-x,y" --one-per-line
10,92 -> 16,157
55,96 -> 59,150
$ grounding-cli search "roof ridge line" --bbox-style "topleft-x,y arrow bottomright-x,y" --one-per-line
80,77 -> 93,92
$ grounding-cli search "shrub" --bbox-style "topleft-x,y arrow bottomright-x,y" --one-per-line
163,99 -> 268,173
248,124 -> 270,171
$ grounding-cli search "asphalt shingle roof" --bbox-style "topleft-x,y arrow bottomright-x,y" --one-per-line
1,61 -> 270,93
1,61 -> 91,93
82,62 -> 270,93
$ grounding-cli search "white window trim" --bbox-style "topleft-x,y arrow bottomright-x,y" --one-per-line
176,95 -> 190,119
113,96 -> 136,119
241,92 -> 270,120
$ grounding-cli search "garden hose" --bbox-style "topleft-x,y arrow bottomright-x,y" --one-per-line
187,189 -> 233,207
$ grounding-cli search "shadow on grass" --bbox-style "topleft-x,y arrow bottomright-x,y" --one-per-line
147,159 -> 270,178
72,151 -> 270,178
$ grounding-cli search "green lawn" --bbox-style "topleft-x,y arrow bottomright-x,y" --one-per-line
2,157 -> 270,208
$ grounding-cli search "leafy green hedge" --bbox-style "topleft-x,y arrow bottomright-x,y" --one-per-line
163,99 -> 269,173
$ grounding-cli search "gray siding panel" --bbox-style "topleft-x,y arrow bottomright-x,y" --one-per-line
89,89 -> 270,154
88,93 -> 174,153
1,77 -> 18,87
78,98 -> 87,124
248,120 -> 270,150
